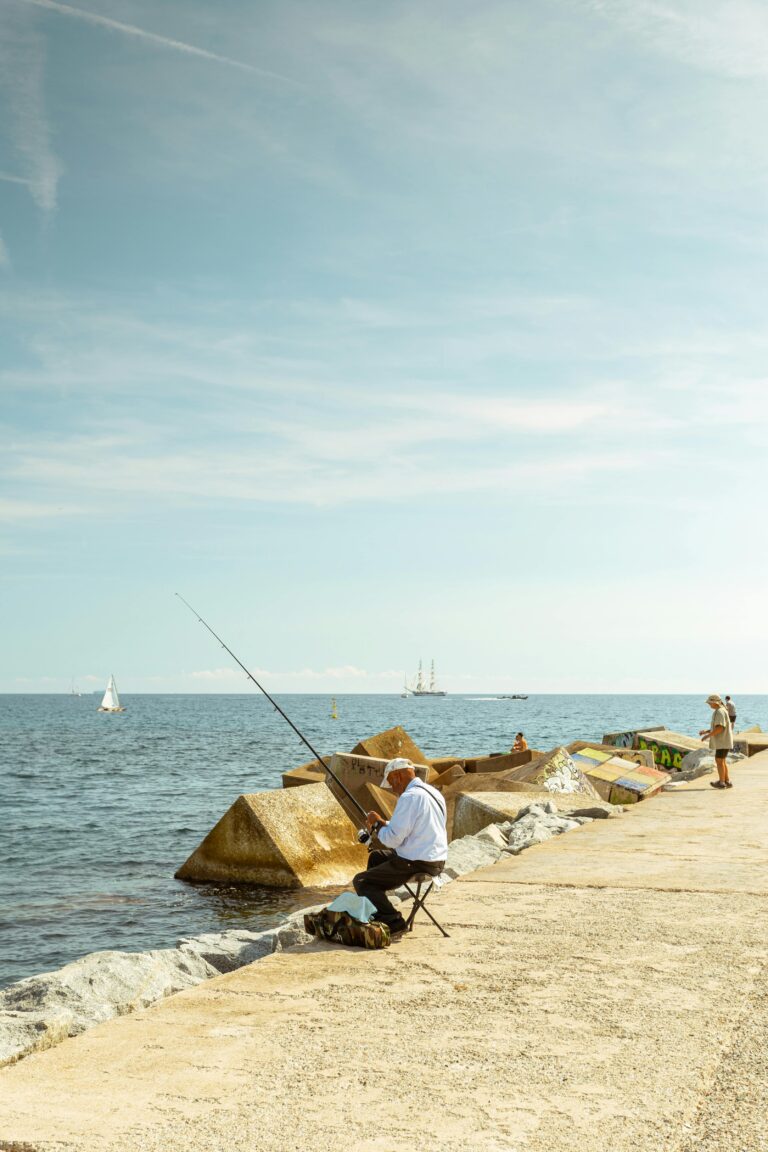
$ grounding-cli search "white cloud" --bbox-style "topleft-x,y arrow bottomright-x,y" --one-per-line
0,6 -> 61,214
584,0 -> 768,79
16,0 -> 298,82
189,664 -> 370,681
0,170 -> 32,187
0,285 -> 765,516
0,496 -> 84,521
4,428 -> 649,508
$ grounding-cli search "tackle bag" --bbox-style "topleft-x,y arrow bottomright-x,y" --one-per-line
304,908 -> 391,949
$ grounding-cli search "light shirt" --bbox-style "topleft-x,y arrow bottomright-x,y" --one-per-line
377,779 -> 448,862
726,700 -> 737,721
710,706 -> 733,751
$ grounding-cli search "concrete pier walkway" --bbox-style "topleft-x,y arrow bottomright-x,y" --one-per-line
2,756 -> 768,1152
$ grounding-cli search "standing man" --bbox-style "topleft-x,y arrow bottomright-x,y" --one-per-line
700,694 -> 734,789
725,695 -> 737,730
353,758 -> 447,938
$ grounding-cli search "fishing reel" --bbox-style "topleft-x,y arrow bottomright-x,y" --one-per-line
357,819 -> 385,846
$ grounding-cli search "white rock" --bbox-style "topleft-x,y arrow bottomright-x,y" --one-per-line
445,835 -> 503,878
0,1011 -> 70,1068
678,747 -> 746,781
179,918 -> 316,973
502,803 -> 592,855
505,820 -> 557,855
475,824 -> 509,850
273,921 -> 313,951
0,949 -> 217,1068
178,930 -> 277,973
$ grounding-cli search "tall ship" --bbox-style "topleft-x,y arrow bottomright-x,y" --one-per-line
410,659 -> 447,697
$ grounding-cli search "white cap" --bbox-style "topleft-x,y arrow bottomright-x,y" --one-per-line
380,757 -> 415,790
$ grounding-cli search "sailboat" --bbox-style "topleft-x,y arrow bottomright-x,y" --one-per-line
97,674 -> 126,713
70,679 -> 82,698
411,659 -> 447,697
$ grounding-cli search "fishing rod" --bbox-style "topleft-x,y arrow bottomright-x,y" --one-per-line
175,593 -> 369,824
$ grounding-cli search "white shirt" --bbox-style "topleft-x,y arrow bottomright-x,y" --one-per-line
378,779 -> 448,862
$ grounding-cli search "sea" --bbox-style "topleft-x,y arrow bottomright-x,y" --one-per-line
1,692 -> 764,990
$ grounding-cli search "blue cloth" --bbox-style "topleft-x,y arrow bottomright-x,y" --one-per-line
326,893 -> 378,923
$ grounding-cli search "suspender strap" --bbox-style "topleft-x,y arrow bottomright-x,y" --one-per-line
411,780 -> 447,822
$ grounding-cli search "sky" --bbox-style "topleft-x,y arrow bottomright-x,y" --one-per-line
1,0 -> 767,695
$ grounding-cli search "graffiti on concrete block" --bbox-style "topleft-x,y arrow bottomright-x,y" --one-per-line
636,735 -> 684,771
612,731 -> 635,749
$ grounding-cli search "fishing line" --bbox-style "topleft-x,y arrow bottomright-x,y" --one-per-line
175,593 -> 369,823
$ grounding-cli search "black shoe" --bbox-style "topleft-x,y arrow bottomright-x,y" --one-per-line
387,917 -> 408,935
710,781 -> 726,789
725,781 -> 733,788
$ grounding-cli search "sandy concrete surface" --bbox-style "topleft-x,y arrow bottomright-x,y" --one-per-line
2,757 -> 768,1152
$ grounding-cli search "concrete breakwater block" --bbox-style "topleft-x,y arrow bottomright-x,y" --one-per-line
503,746 -> 601,799
465,749 -> 536,774
441,773 -> 549,840
429,755 -> 466,774
567,741 -> 656,771
282,759 -> 326,788
452,791 -> 615,840
565,743 -> 669,803
633,729 -> 706,772
175,783 -> 367,888
602,725 -> 665,748
357,781 -> 397,821
326,752 -> 433,825
733,730 -> 768,757
432,763 -> 466,789
352,725 -> 427,765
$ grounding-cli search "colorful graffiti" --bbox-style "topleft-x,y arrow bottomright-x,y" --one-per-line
611,732 -> 636,749
636,735 -> 685,771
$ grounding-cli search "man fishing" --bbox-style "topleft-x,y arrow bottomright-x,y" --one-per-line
353,757 -> 448,939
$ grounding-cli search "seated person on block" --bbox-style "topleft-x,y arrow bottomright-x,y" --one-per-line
512,732 -> 528,752
353,757 -> 447,938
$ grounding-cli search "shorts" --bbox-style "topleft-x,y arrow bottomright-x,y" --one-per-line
714,748 -> 730,760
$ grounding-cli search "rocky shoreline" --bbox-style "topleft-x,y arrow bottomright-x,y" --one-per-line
0,799 -> 615,1069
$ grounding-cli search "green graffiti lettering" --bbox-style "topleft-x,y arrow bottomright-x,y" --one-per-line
659,747 -> 672,767
673,751 -> 682,769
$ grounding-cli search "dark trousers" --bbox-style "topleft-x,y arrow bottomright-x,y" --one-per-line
353,849 -> 444,928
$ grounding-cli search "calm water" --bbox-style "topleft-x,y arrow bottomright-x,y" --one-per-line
1,692 -> 764,988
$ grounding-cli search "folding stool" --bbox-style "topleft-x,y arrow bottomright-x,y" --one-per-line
402,872 -> 450,937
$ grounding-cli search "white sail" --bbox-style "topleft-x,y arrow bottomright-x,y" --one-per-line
410,659 -> 447,696
99,675 -> 121,711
